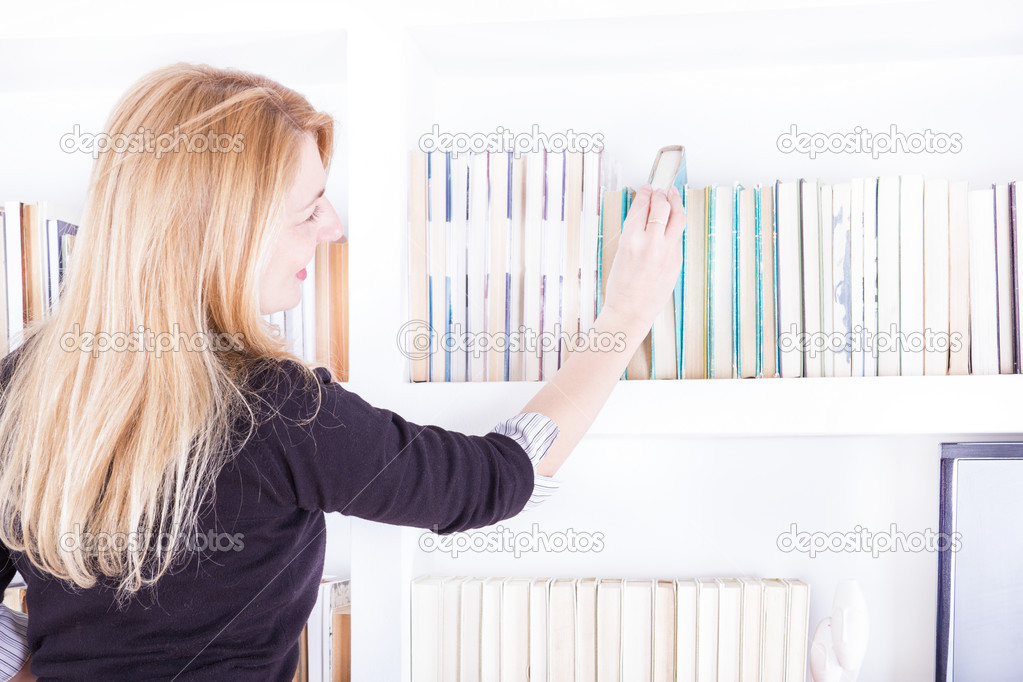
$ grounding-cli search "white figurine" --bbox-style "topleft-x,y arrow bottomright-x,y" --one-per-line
809,580 -> 869,682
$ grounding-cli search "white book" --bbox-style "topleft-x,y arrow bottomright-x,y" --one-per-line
411,576 -> 448,682
710,186 -> 735,378
832,183 -> 853,377
775,182 -> 803,378
819,185 -> 834,377
759,579 -> 787,682
523,151 -> 545,381
716,578 -> 742,682
45,218 -> 59,314
576,577 -> 599,682
800,180 -> 823,378
530,578 -> 552,682
850,179 -> 865,377
696,578 -> 719,682
550,578 -> 577,682
995,183 -> 1013,373
580,150 -> 602,333
480,578 -> 503,682
948,181 -> 972,375
969,187 -> 999,374
876,176 -> 901,376
675,579 -> 698,682
428,151 -> 448,382
501,578 -> 531,682
596,578 -> 623,682
460,578 -> 484,682
467,151 -> 489,381
782,580 -> 810,682
488,151 -> 511,382
621,579 -> 654,682
509,154 -> 527,381
653,580 -> 676,682
541,150 -> 565,381
759,186 -> 778,378
900,174 -> 925,376
307,575 -> 339,682
1015,183 -> 1023,373
3,201 -> 23,351
863,178 -> 879,377
442,576 -> 465,682
449,153 -> 469,382
924,179 -> 950,376
649,149 -> 685,380
738,578 -> 762,682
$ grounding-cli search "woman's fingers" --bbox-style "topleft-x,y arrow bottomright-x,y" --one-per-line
665,185 -> 686,241
622,184 -> 652,235
646,188 -> 671,232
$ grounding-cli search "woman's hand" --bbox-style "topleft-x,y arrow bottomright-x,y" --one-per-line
9,656 -> 35,682
601,184 -> 686,333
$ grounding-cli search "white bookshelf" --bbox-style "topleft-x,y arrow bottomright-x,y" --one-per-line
4,1 -> 1023,680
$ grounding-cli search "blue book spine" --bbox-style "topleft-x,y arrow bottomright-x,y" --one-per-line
755,185 -> 764,378
445,151 -> 452,382
504,151 -> 512,382
706,187 -> 716,378
733,183 -> 742,378
676,184 -> 687,380
773,181 -> 782,375
621,189 -> 632,381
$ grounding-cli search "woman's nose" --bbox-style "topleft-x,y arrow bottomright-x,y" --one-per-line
317,200 -> 344,243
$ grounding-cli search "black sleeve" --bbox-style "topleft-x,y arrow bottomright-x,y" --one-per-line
256,361 -> 536,534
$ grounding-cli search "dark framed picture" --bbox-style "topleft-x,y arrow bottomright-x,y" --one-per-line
938,442 -> 1023,681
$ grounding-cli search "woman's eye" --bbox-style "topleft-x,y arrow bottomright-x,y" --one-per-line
303,206 -> 322,225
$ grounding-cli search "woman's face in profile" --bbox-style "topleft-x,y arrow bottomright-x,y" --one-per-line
259,133 -> 343,315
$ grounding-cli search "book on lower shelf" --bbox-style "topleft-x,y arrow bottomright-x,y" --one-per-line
411,574 -> 810,682
292,575 -> 351,682
407,141 -> 1022,382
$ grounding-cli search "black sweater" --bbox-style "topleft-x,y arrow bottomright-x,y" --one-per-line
0,356 -> 540,680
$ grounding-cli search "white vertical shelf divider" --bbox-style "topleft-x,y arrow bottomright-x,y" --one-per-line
345,18 -> 417,682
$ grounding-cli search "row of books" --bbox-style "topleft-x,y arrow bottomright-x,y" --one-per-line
412,575 -> 811,682
2,199 -> 349,380
292,575 -> 351,682
0,201 -> 79,354
407,144 -> 1023,380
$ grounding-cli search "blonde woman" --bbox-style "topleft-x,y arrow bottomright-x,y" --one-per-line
0,63 -> 684,679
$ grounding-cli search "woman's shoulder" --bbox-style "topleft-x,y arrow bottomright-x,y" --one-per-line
240,356 -> 337,425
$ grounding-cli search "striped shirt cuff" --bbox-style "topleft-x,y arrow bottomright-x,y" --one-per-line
0,605 -> 29,678
491,412 -> 561,511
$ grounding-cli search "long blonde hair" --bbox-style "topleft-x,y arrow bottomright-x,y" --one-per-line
0,62 -> 334,605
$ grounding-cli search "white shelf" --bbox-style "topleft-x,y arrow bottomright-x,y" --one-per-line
380,374 -> 1023,437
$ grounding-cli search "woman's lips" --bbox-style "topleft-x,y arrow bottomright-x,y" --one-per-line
297,268 -> 307,281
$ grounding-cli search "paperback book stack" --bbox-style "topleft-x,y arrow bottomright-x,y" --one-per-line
412,575 -> 810,682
